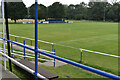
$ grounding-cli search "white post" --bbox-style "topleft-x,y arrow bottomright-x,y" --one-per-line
2,0 -> 6,70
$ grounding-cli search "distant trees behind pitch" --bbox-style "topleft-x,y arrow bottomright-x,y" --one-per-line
6,1 -> 120,22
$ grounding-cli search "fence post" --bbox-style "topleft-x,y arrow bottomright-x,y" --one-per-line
31,40 -> 32,46
38,45 -> 40,49
11,43 -> 13,58
54,49 -> 56,67
52,43 -> 54,52
24,40 -> 26,59
15,37 -> 17,42
80,49 -> 82,63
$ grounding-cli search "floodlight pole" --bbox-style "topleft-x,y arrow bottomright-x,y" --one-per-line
4,1 -> 12,72
35,0 -> 38,80
2,0 -> 6,70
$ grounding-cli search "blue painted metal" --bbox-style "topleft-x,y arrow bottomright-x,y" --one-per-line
54,49 -> 55,67
15,37 -> 17,42
35,0 -> 38,80
11,43 -> 13,58
80,50 -> 82,62
0,38 -> 35,51
0,37 -> 120,80
24,40 -> 26,59
31,40 -> 32,46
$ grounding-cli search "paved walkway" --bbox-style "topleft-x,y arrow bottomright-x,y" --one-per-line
30,60 -> 67,67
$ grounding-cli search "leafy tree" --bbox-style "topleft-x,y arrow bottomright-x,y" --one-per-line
63,5 -> 68,18
6,1 -> 120,22
104,3 -> 112,21
29,4 -> 35,19
74,2 -> 88,20
48,2 -> 66,19
29,4 -> 47,20
75,2 -> 86,15
107,3 -> 119,22
66,2 -> 88,20
75,14 -> 84,20
88,2 -> 108,21
66,4 -> 75,19
7,1 -> 27,23
118,2 -> 120,22
38,4 -> 47,20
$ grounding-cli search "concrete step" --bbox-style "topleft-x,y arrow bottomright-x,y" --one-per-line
0,64 -> 20,80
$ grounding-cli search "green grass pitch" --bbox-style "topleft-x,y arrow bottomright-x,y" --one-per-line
0,21 -> 118,78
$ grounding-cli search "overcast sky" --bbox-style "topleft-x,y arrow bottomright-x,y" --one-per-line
23,0 -> 113,7
23,0 -> 90,7
0,0 -> 119,7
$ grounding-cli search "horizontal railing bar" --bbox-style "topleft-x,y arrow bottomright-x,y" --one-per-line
0,48 -> 50,61
11,53 -> 49,61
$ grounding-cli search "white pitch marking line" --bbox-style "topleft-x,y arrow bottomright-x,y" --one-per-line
57,34 -> 117,44
55,43 -> 119,58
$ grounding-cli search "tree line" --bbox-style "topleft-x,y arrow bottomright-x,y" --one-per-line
5,1 -> 120,23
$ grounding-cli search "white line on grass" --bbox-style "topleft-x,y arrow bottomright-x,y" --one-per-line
57,34 -> 117,44
55,43 -> 120,58
0,32 -> 119,58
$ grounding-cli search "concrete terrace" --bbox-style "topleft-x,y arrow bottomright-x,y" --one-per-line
0,55 -> 20,80
0,64 -> 20,80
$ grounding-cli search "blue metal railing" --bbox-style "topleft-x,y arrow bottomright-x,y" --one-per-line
35,0 -> 38,79
0,37 -> 120,79
23,40 -> 26,59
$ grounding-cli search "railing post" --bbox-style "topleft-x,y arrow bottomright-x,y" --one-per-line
35,0 -> 38,79
52,43 -> 54,52
2,0 -> 6,70
15,36 -> 17,42
38,45 -> 40,49
31,40 -> 32,46
54,49 -> 56,67
11,43 -> 13,58
24,40 -> 26,59
80,49 -> 82,63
